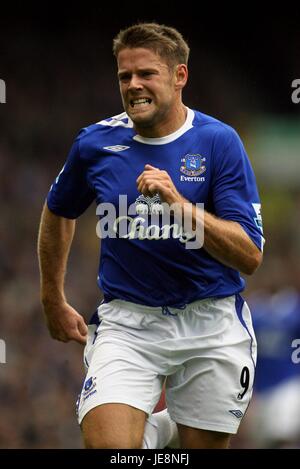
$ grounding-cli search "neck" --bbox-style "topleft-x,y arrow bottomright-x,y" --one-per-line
134,104 -> 187,138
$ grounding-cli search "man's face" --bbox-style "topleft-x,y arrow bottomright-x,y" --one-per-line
117,47 -> 178,133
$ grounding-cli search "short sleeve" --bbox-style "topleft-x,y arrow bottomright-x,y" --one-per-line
47,130 -> 95,219
212,126 -> 265,251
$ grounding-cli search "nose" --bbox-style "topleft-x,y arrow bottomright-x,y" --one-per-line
128,74 -> 143,91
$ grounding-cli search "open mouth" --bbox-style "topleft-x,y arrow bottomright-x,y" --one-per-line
130,98 -> 152,108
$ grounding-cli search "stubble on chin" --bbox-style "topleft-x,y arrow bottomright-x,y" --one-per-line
128,110 -> 155,128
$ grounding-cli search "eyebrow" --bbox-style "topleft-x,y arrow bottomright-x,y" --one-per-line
117,67 -> 160,78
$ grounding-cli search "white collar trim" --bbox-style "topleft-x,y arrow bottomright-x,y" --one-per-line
132,107 -> 194,145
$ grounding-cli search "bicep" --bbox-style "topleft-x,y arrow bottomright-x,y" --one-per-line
47,136 -> 95,219
212,129 -> 265,253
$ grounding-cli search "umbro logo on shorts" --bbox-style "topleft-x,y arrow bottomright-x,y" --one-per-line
229,409 -> 244,419
103,145 -> 130,151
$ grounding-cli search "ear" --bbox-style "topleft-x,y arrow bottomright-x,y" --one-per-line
174,64 -> 188,90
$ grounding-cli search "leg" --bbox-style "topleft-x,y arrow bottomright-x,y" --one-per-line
165,297 -> 257,450
78,302 -> 166,448
143,408 -> 179,449
178,424 -> 231,449
81,403 -> 147,448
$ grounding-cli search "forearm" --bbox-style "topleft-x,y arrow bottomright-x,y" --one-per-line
179,200 -> 262,275
202,210 -> 262,275
136,165 -> 262,275
37,203 -> 76,304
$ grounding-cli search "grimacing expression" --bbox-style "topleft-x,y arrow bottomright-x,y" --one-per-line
117,47 -> 179,129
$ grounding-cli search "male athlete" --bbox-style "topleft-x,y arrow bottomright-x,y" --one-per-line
38,23 -> 264,449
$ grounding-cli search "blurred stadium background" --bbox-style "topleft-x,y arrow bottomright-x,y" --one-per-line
0,4 -> 299,448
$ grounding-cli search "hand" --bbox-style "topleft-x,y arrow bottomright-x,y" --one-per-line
42,300 -> 88,345
136,164 -> 184,206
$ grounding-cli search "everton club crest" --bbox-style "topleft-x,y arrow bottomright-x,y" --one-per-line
180,154 -> 206,177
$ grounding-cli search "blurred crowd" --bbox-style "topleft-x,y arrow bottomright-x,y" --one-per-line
0,13 -> 300,448
0,131 -> 101,448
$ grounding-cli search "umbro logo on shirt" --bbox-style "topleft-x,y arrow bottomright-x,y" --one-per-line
103,145 -> 130,151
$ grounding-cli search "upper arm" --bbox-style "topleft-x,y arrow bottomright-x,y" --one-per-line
39,202 -> 76,244
47,131 -> 95,219
212,126 -> 265,253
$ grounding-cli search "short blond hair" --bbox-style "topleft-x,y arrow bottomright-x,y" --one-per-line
113,22 -> 190,68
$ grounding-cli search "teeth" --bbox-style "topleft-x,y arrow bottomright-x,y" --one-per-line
131,98 -> 151,107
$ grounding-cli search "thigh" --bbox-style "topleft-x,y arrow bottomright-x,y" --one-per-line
77,302 -> 166,428
81,403 -> 147,448
177,424 -> 231,449
77,334 -> 164,426
166,295 -> 257,435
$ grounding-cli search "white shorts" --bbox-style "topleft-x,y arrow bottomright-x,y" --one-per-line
76,295 -> 257,434
247,377 -> 300,445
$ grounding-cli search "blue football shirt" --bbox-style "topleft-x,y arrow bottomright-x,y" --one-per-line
47,108 -> 264,307
249,289 -> 300,392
